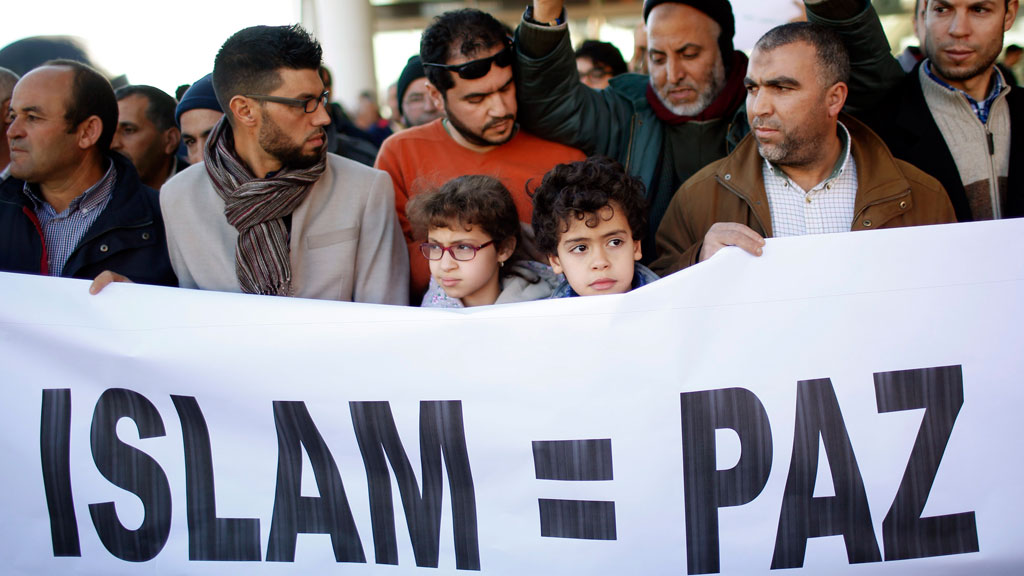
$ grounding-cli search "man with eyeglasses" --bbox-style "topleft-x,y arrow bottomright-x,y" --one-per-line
575,40 -> 628,90
375,8 -> 584,303
93,24 -> 408,302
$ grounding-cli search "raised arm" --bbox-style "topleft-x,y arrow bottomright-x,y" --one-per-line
804,0 -> 906,114
514,1 -> 638,157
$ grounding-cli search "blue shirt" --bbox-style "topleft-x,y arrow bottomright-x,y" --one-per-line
22,161 -> 117,276
924,61 -> 1005,124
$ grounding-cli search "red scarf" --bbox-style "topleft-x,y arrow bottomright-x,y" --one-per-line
646,51 -> 748,125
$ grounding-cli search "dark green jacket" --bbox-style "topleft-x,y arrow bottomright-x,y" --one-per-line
515,19 -> 747,260
514,5 -> 898,261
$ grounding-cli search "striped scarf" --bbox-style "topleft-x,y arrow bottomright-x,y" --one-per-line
204,118 -> 326,296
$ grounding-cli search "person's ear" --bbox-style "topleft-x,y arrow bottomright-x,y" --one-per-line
548,253 -> 563,275
425,81 -> 444,107
1005,0 -> 1019,32
826,81 -> 848,118
633,238 -> 643,262
229,96 -> 259,128
497,237 -> 516,263
77,115 -> 103,149
162,126 -> 181,155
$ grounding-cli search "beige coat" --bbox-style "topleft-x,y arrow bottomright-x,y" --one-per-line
161,154 -> 409,305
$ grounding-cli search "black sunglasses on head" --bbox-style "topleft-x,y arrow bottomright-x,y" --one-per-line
423,41 -> 514,80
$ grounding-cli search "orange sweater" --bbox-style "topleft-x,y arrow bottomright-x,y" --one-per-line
375,119 -> 585,301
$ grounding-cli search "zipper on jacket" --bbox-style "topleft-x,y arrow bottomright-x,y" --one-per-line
624,114 -> 637,173
22,205 -> 50,275
984,123 -> 1002,219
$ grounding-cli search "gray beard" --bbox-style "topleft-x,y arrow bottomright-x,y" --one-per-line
653,55 -> 727,117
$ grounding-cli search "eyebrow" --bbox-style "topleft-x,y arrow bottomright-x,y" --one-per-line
118,121 -> 139,128
649,43 -> 701,56
462,77 -> 513,101
744,75 -> 802,88
562,228 -> 630,245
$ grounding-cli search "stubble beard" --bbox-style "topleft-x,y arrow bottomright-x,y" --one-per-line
924,32 -> 1004,84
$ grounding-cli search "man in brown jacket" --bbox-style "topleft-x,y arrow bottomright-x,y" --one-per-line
652,23 -> 955,276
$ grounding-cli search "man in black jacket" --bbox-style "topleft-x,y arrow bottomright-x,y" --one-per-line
0,60 -> 176,286
808,0 -> 1021,221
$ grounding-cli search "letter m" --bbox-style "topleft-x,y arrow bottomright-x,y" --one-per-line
350,401 -> 479,570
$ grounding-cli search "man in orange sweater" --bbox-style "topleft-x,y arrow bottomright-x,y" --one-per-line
375,8 -> 585,303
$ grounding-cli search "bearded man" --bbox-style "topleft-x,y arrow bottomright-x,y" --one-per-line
96,25 -> 408,303
374,8 -> 584,302
515,0 -> 897,264
651,23 -> 955,274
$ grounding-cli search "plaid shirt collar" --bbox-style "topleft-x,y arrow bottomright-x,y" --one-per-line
22,158 -> 116,215
923,60 -> 1006,124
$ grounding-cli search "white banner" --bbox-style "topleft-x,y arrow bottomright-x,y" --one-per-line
2,220 -> 1022,575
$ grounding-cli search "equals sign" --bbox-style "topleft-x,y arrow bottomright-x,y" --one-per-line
532,439 -> 616,541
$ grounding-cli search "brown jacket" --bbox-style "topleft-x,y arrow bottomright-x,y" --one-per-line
651,114 -> 957,276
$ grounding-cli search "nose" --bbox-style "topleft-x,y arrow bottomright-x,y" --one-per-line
311,101 -> 331,127
666,56 -> 686,84
488,96 -> 508,118
590,246 -> 611,270
748,88 -> 771,118
948,9 -> 971,37
439,251 -> 458,272
7,114 -> 24,139
110,129 -> 124,151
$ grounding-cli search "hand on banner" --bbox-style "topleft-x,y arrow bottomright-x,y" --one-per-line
699,222 -> 766,262
89,270 -> 133,295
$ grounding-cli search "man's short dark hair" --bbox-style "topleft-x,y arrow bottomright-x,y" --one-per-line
212,24 -> 323,121
1007,44 -> 1023,56
754,22 -> 850,88
420,8 -> 508,96
575,40 -> 628,77
43,59 -> 118,153
531,156 -> 648,256
115,85 -> 177,132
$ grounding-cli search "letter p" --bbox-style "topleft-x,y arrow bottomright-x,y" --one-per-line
680,388 -> 773,574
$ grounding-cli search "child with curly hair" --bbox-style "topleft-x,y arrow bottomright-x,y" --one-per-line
531,156 -> 659,297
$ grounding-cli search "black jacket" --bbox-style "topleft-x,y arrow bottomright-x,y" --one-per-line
862,63 -> 1024,222
0,152 -> 177,286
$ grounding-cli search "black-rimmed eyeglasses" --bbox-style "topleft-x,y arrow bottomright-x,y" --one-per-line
245,90 -> 330,114
419,240 -> 494,261
423,42 -> 514,80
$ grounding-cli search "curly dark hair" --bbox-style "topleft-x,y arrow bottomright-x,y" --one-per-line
531,157 -> 648,256
406,174 -> 521,253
